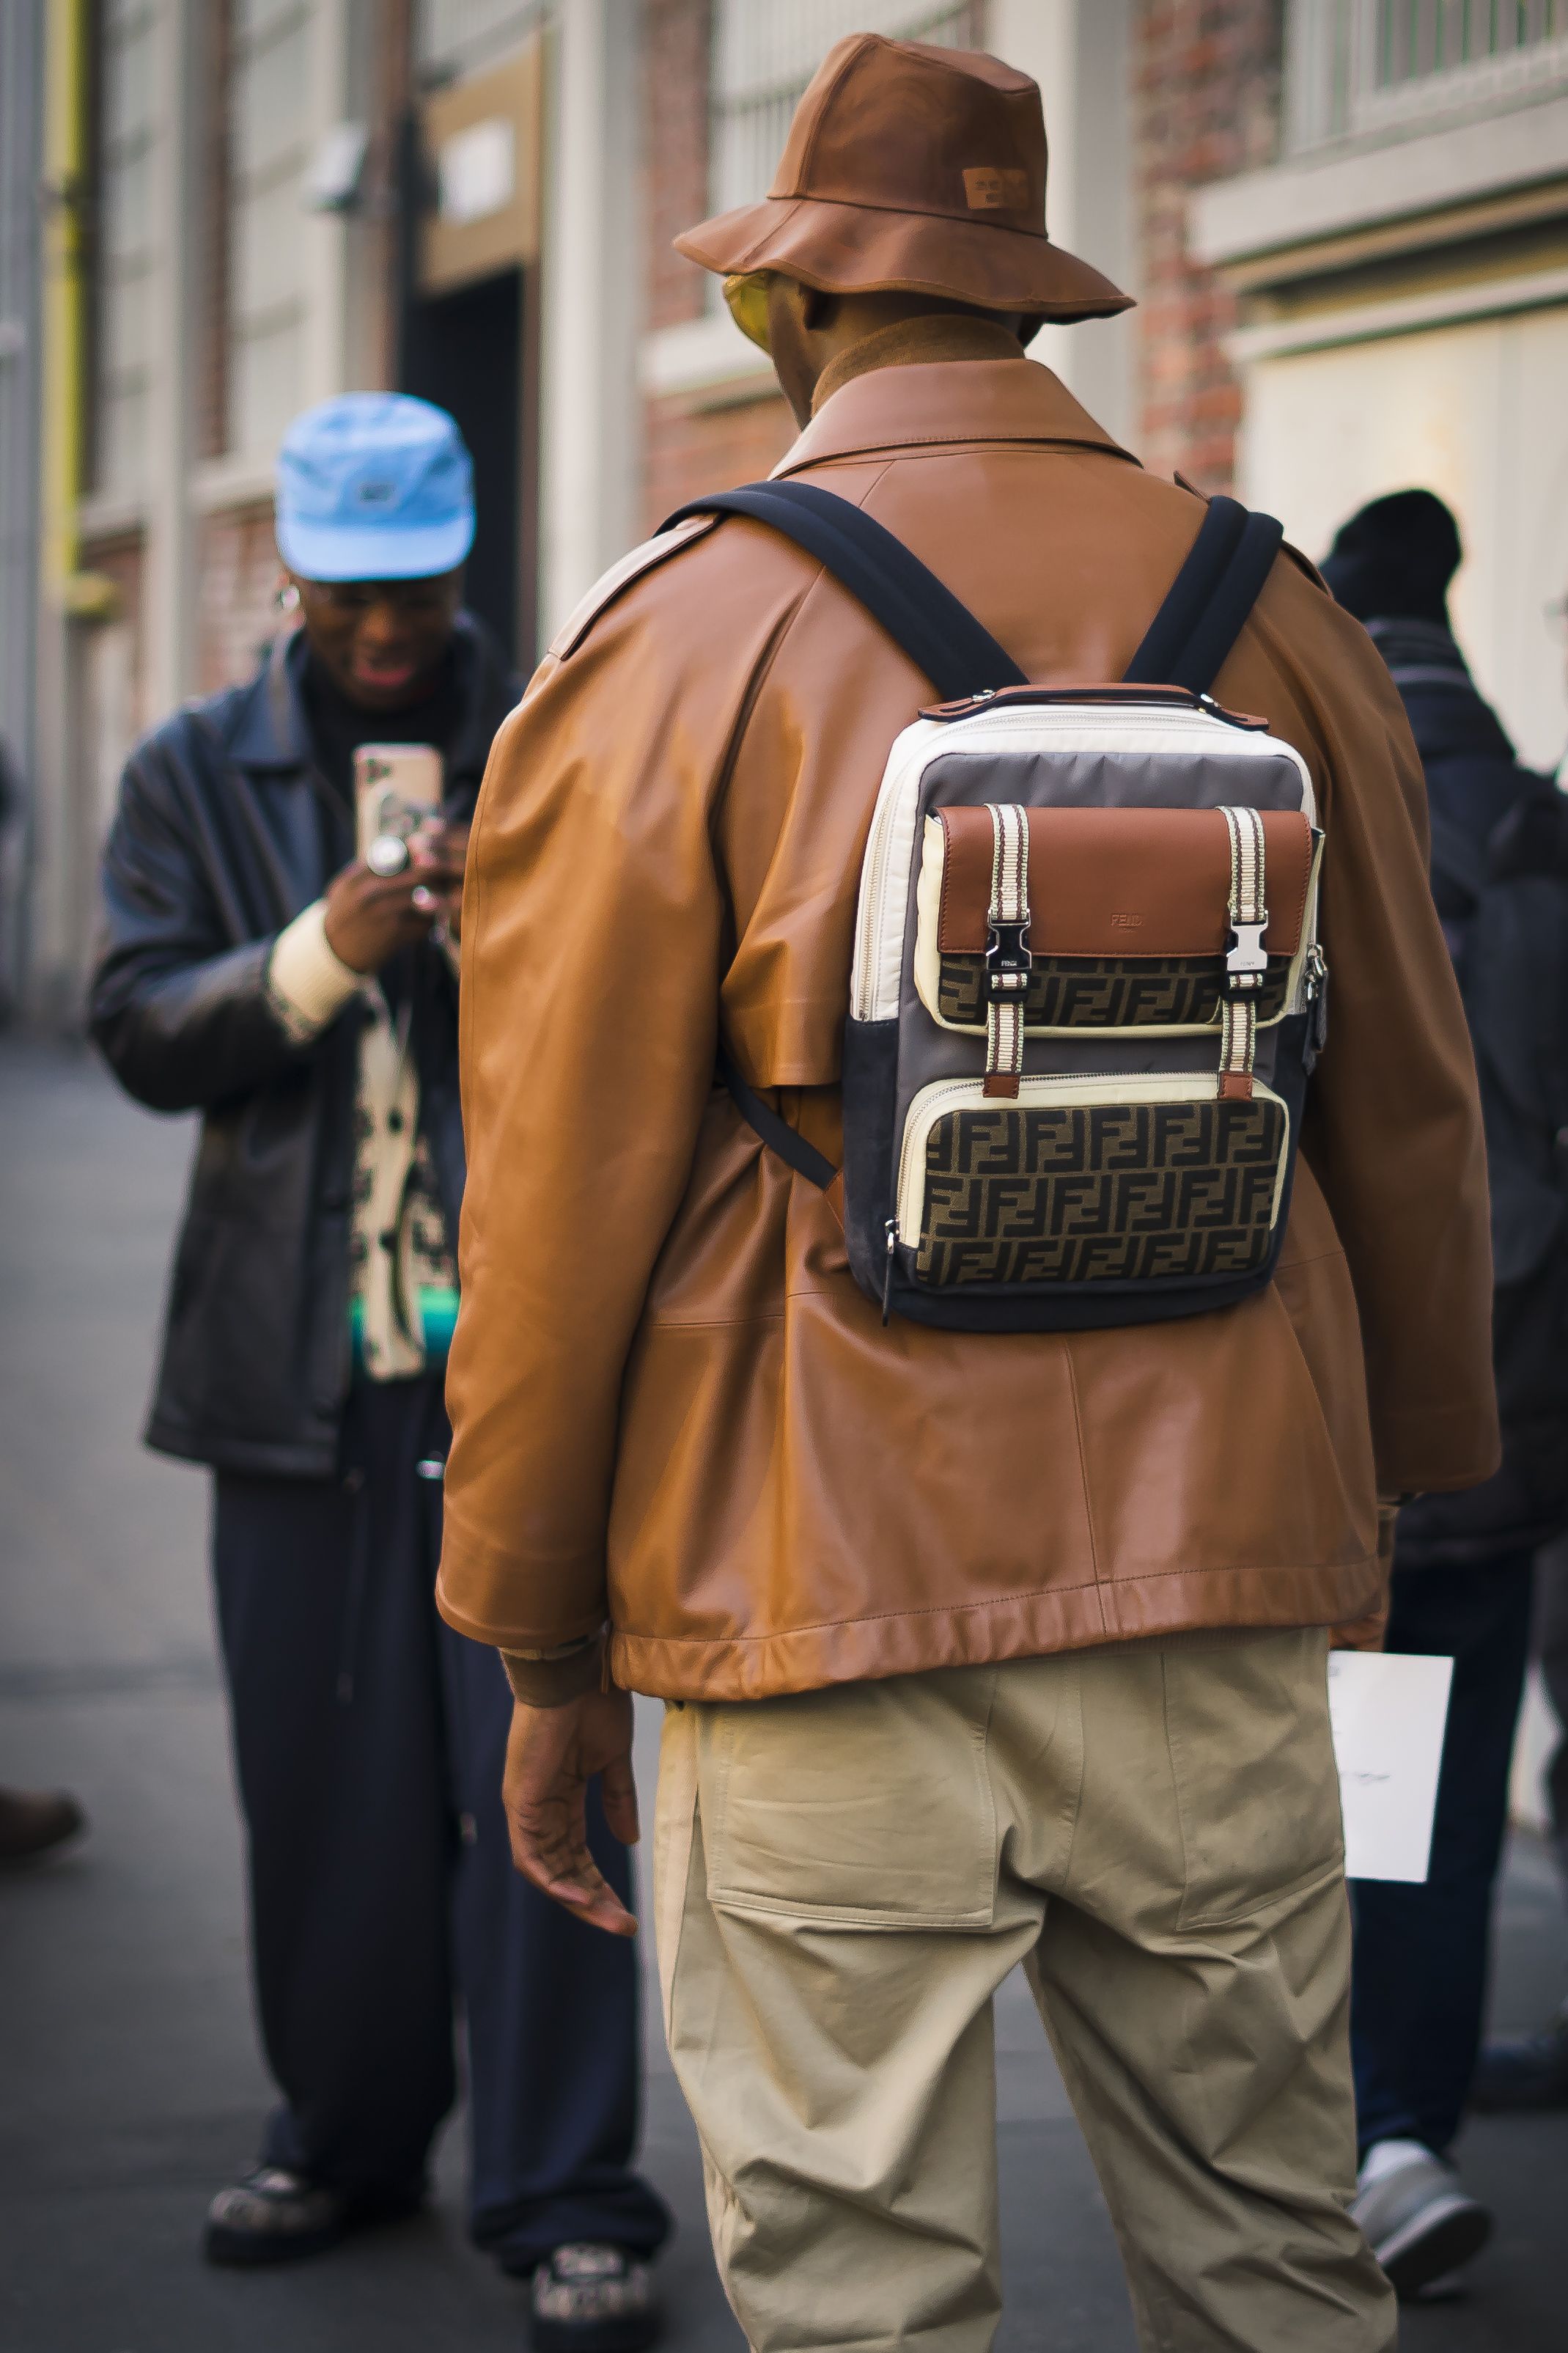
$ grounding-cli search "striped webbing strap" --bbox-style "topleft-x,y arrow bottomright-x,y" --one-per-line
983,803 -> 1031,1101
1218,805 -> 1267,1102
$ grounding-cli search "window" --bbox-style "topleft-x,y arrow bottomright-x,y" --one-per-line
1287,0 -> 1568,150
92,0 -> 160,497
418,0 -> 546,86
710,1 -> 987,222
227,0 -> 312,459
1376,0 -> 1567,83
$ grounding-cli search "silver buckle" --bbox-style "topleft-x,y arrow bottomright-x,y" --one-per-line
1226,919 -> 1268,982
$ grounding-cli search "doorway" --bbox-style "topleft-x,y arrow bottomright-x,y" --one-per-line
401,265 -> 537,665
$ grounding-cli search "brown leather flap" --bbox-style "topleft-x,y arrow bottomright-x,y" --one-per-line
936,805 -> 1314,959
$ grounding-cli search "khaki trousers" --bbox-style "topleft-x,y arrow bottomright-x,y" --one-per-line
652,1630 -> 1396,2353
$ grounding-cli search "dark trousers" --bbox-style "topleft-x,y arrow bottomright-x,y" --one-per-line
1536,1540 -> 1568,1892
212,1376 -> 671,2272
1351,1549 -> 1535,2158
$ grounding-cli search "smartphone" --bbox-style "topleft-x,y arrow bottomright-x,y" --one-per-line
354,744 -> 444,860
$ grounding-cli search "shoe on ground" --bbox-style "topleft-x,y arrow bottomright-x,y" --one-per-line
203,2167 -> 352,2266
531,2244 -> 660,2352
1351,2138 -> 1492,2299
0,1786 -> 85,1865
1470,2008 -> 1568,2112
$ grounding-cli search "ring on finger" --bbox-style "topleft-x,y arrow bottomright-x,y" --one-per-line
366,833 -> 412,877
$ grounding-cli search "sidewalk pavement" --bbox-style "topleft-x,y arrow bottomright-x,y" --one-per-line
1,1037 -> 1564,2352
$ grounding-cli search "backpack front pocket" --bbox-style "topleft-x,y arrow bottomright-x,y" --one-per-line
914,803 -> 1320,1038
895,1073 -> 1291,1291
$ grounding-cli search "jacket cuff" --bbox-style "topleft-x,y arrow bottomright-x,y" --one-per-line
265,900 -> 364,1043
500,1636 -> 606,1708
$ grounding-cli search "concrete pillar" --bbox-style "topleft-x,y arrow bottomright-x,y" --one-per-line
987,0 -> 1138,450
537,0 -> 642,642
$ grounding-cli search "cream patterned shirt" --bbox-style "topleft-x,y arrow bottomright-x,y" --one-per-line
266,901 -> 457,1380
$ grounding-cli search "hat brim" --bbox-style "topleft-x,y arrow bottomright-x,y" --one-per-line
275,511 -> 476,584
676,195 -> 1132,324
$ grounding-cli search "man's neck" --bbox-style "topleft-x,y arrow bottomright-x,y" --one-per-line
810,312 -> 1026,417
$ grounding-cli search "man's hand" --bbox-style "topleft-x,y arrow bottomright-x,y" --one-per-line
323,824 -> 467,973
416,819 -> 471,942
502,1686 -> 640,1937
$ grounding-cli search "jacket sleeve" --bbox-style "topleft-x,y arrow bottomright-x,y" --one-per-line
435,620 -> 729,1655
89,726 -> 311,1113
1280,599 -> 1500,1497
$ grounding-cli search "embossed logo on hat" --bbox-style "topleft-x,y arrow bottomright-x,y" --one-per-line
963,166 -> 1029,212
356,477 -> 399,507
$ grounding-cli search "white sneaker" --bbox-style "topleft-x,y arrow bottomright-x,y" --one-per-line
1351,2138 -> 1491,2299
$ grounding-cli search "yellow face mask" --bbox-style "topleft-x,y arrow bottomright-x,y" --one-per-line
722,272 -> 773,353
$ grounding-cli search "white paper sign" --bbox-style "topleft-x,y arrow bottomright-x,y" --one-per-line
1328,1651 -> 1454,1883
438,119 -> 515,226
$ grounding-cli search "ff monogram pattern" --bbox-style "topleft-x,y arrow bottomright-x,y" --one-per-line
937,951 -> 1293,1032
914,1097 -> 1287,1286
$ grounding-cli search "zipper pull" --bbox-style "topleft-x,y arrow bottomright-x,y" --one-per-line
881,1219 -> 899,1326
1304,944 -> 1330,1062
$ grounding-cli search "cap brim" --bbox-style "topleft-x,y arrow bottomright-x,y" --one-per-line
275,512 -> 476,583
676,195 -> 1132,323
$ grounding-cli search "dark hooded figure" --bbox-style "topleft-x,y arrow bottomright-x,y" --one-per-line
1324,488 -> 1568,2294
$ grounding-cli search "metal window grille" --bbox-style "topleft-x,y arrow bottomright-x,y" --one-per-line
1377,0 -> 1566,83
1288,0 -> 1568,148
227,0 -> 312,460
417,0 -> 546,85
710,1 -> 987,222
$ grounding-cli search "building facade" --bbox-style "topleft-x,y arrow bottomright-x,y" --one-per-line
4,0 -> 1566,1022
639,1 -> 1138,530
1193,0 -> 1568,774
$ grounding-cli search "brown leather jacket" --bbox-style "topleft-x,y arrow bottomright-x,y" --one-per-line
438,330 -> 1498,1700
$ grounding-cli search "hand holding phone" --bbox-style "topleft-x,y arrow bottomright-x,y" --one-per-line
323,745 -> 459,974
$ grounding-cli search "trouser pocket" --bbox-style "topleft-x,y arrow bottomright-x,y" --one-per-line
1163,1629 -> 1345,1928
701,1669 -> 1000,1929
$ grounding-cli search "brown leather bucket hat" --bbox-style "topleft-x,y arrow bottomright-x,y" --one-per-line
676,34 -> 1131,324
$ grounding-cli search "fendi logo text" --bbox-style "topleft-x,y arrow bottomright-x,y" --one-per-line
963,167 -> 1029,211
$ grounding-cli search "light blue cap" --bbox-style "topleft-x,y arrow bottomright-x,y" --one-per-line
274,392 -> 476,581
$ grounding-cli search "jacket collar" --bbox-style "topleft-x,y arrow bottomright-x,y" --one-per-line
227,614 -> 519,795
772,342 -> 1138,479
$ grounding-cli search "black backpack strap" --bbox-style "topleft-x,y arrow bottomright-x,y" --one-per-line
674,483 -> 1282,1199
1124,494 -> 1285,693
660,480 -> 1026,702
666,480 -> 1281,702
720,1057 -> 836,1192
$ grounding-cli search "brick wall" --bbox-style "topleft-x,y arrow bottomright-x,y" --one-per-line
645,0 -> 713,333
194,0 -> 232,462
196,502 -> 285,695
643,388 -> 796,535
639,0 -> 795,529
1134,0 -> 1284,491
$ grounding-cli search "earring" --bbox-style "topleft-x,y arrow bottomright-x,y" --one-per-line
275,582 -> 301,615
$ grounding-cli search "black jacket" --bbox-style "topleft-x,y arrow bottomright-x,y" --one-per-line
1373,621 -> 1568,1565
89,620 -> 520,1478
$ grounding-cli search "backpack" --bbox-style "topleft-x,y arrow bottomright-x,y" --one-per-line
665,482 -> 1327,1333
1397,779 -> 1568,1557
